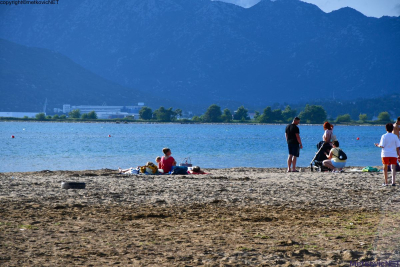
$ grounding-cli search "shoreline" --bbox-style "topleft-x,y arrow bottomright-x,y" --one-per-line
0,166 -> 382,176
0,119 -> 386,126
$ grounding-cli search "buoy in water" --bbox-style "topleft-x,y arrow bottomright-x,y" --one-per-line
357,137 -> 360,140
11,135 -> 15,138
108,135 -> 111,137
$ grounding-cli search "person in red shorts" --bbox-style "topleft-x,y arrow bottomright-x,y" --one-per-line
375,123 -> 400,186
160,147 -> 176,174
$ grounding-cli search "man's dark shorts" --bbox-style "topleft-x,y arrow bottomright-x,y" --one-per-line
288,143 -> 300,157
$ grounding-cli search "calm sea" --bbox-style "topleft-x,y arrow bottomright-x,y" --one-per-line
0,122 -> 387,172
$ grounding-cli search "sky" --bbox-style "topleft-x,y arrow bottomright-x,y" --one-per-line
216,0 -> 400,17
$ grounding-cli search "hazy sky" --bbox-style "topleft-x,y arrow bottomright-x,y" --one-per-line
216,0 -> 400,17
301,0 -> 400,17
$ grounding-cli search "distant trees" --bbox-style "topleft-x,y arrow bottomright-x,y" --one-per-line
153,106 -> 180,122
257,107 -> 272,123
139,107 -> 153,120
299,105 -> 327,124
81,111 -> 98,120
68,109 -> 81,119
233,106 -> 249,121
282,106 -> 297,122
20,102 -> 396,124
335,114 -> 352,123
87,111 -> 98,119
271,109 -> 283,122
203,104 -> 222,122
221,108 -> 233,122
175,109 -> 183,119
358,113 -> 368,122
377,112 -> 391,123
35,113 -> 46,120
255,106 -> 291,123
192,116 -> 202,122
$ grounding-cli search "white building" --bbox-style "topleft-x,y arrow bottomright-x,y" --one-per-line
0,112 -> 39,118
63,104 -> 71,113
61,103 -> 145,119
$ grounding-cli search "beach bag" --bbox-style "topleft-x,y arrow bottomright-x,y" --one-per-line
171,166 -> 188,175
140,163 -> 158,174
140,166 -> 146,173
337,149 -> 347,160
146,165 -> 158,174
333,148 -> 347,160
179,157 -> 192,167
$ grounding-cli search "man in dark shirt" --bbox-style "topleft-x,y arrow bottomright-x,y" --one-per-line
285,117 -> 303,172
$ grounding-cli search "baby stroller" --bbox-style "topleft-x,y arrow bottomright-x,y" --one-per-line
310,141 -> 332,172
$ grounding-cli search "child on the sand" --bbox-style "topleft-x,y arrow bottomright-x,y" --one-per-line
160,147 -> 176,174
156,156 -> 161,169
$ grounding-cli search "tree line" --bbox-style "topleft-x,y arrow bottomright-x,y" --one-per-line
137,104 -> 394,124
5,104 -> 395,124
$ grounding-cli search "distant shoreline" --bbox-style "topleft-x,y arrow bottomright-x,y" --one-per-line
0,119 -> 385,126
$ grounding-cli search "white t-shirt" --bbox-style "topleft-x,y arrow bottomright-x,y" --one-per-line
379,132 -> 400,158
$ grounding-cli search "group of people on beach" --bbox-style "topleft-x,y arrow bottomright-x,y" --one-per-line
119,147 -> 205,175
285,116 -> 400,186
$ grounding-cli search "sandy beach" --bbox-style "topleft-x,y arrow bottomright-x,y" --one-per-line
1,167 -> 399,266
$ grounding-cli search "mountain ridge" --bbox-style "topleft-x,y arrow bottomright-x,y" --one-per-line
0,0 -> 399,110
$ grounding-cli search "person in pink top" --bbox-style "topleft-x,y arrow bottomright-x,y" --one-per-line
160,147 -> 176,174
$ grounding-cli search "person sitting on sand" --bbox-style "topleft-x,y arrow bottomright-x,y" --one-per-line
156,156 -> 161,169
160,147 -> 176,174
322,140 -> 346,172
375,123 -> 400,186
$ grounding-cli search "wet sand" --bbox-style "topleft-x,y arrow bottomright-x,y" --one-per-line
1,167 -> 399,266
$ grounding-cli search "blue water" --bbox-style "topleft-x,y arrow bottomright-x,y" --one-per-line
0,122 -> 386,172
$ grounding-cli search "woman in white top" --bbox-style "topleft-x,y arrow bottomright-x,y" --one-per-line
375,123 -> 400,186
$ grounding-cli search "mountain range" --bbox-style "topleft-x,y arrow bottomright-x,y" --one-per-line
0,0 -> 399,112
0,39 -> 172,112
